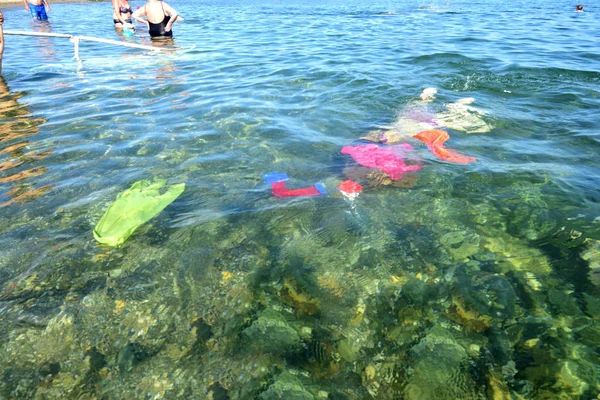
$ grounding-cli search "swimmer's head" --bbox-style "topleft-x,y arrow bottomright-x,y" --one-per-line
420,87 -> 437,102
575,5 -> 583,11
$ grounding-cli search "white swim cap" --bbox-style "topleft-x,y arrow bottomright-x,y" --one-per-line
420,87 -> 438,101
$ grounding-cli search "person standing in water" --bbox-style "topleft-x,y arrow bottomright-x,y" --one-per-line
113,0 -> 134,28
23,0 -> 51,20
132,0 -> 178,39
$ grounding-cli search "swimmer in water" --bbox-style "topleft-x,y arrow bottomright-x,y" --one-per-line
132,0 -> 178,39
360,88 -> 492,145
575,5 -> 584,12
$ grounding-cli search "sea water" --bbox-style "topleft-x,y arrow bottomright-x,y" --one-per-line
0,0 -> 599,398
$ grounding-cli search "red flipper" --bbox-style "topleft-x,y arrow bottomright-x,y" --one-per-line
414,130 -> 476,164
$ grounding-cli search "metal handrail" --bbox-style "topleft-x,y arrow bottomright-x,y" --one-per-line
4,30 -> 173,60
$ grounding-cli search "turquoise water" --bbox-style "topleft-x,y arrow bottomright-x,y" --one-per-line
1,0 -> 599,398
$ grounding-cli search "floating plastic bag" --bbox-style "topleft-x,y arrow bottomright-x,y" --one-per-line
93,179 -> 185,247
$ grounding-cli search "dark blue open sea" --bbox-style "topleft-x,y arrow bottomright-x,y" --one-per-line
0,0 -> 599,398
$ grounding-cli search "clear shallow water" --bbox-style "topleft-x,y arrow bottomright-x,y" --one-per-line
1,0 -> 599,398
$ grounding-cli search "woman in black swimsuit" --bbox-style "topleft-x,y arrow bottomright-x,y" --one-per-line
132,0 -> 178,39
112,0 -> 134,27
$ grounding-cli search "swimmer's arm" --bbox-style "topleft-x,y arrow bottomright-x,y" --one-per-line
43,0 -> 50,12
163,2 -> 178,32
132,7 -> 149,28
111,0 -> 122,23
111,0 -> 119,18
23,0 -> 30,11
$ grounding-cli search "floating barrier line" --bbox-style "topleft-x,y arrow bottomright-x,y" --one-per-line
4,30 -> 173,60
5,30 -> 72,38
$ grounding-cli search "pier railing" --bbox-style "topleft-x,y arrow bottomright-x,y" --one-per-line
4,30 -> 173,60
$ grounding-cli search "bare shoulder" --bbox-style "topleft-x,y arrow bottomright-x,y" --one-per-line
163,2 -> 177,12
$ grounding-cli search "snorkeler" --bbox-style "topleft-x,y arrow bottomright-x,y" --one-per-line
23,0 -> 51,20
339,88 -> 484,187
132,0 -> 178,39
264,88 -> 484,198
113,0 -> 135,29
575,5 -> 584,12
360,87 -> 492,146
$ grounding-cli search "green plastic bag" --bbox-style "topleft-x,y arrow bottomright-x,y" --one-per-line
93,179 -> 185,247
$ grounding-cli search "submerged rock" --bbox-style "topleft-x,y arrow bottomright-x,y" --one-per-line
517,315 -> 553,341
483,232 -> 552,275
485,275 -> 517,320
401,278 -> 430,307
547,288 -> 582,317
487,328 -> 514,366
506,203 -> 555,241
486,371 -> 513,400
336,338 -> 362,363
258,371 -> 315,400
576,322 -> 600,352
0,312 -> 90,397
526,356 -> 600,398
440,230 -> 481,261
581,239 -> 600,286
583,292 -> 600,319
242,309 -> 302,355
404,325 -> 483,400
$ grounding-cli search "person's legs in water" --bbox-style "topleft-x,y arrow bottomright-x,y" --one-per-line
359,87 -> 439,144
29,4 -> 48,20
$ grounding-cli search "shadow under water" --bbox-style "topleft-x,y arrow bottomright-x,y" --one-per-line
0,76 -> 52,207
